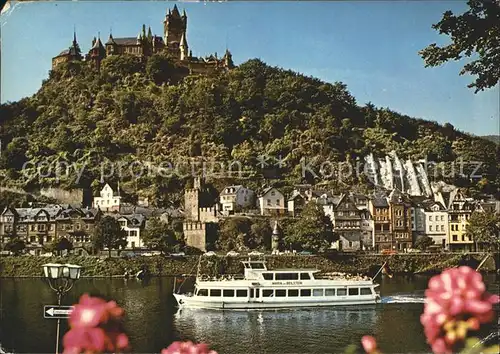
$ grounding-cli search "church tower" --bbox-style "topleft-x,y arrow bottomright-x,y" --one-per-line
163,4 -> 187,60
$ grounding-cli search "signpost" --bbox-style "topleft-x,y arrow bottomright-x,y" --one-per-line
44,305 -> 74,319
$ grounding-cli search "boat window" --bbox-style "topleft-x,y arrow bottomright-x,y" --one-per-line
275,289 -> 286,297
300,273 -> 310,280
263,289 -> 274,297
275,273 -> 299,280
250,289 -> 254,298
223,289 -> 235,297
262,273 -> 274,280
337,288 -> 347,296
250,263 -> 266,269
348,288 -> 359,296
210,289 -> 221,297
198,289 -> 208,297
236,289 -> 248,297
325,288 -> 335,296
256,289 -> 260,298
361,288 -> 372,295
300,289 -> 311,297
313,289 -> 324,296
288,289 -> 299,297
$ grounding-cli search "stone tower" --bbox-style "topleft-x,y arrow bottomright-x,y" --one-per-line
184,177 -> 202,221
87,35 -> 106,71
163,5 -> 187,60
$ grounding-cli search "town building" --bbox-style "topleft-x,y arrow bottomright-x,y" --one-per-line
287,190 -> 307,217
258,187 -> 286,216
447,189 -> 475,251
219,185 -> 255,214
92,183 -> 121,212
388,189 -> 413,252
369,196 -> 392,252
423,201 -> 449,249
115,213 -> 146,249
328,194 -> 363,252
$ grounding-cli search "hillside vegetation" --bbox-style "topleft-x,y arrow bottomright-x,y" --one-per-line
0,54 -> 498,205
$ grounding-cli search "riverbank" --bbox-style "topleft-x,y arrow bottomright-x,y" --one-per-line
0,252 -> 496,277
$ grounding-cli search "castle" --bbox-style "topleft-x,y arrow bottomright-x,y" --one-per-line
52,5 -> 234,74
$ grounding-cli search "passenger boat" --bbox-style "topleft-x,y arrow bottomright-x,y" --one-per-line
173,260 -> 381,310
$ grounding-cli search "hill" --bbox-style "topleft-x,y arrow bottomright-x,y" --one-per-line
480,135 -> 500,145
0,54 -> 498,205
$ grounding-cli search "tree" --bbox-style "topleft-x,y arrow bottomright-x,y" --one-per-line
466,211 -> 500,251
4,238 -> 26,256
419,0 -> 500,92
92,216 -> 127,258
142,218 -> 178,254
414,236 -> 435,251
283,202 -> 334,252
48,237 -> 74,256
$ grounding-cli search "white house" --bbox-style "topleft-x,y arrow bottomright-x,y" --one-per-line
116,214 -> 146,249
219,185 -> 255,213
93,183 -> 121,212
424,201 -> 449,249
258,187 -> 286,216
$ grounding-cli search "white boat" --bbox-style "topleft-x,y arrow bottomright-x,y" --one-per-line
173,260 -> 381,310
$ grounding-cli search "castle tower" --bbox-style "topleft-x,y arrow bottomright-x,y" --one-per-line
184,177 -> 202,221
163,4 -> 187,59
87,34 -> 106,71
223,49 -> 234,69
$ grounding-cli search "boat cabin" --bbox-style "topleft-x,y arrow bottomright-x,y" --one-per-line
242,261 -> 318,281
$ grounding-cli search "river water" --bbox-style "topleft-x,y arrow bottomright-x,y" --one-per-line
0,275 -> 498,353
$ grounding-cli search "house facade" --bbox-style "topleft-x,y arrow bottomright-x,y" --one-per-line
448,190 -> 474,251
115,214 -> 146,249
219,185 -> 255,214
93,183 -> 121,212
424,202 -> 449,249
369,197 -> 392,251
388,190 -> 413,252
330,194 -> 363,251
258,187 -> 286,216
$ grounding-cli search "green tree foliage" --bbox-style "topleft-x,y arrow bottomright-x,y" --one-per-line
466,211 -> 500,251
4,238 -> 26,255
283,201 -> 334,252
92,216 -> 127,258
420,0 -> 500,92
48,237 -> 74,256
217,217 -> 272,251
142,218 -> 178,254
414,235 -> 436,251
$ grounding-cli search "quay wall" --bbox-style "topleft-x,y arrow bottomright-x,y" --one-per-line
0,253 -> 497,278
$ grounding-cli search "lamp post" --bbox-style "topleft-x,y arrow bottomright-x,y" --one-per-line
42,263 -> 82,354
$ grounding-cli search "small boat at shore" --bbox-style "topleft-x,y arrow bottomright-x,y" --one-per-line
173,260 -> 380,310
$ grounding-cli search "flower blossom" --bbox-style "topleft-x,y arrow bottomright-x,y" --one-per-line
63,293 -> 129,354
361,335 -> 381,354
420,266 -> 499,354
161,341 -> 218,354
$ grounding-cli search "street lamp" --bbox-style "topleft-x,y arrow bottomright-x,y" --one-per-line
42,263 -> 82,354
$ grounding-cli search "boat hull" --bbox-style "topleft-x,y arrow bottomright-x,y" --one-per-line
173,293 -> 380,310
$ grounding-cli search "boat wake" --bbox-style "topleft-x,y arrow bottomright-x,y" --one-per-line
381,294 -> 425,304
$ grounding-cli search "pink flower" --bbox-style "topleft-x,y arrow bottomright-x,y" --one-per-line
361,336 -> 379,354
420,266 -> 499,353
161,341 -> 218,354
63,294 -> 129,354
63,327 -> 107,353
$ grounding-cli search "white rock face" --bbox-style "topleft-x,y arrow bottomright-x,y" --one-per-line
363,151 -> 433,197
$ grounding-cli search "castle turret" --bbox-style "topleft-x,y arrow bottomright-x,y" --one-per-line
163,5 -> 187,59
180,32 -> 189,60
87,34 -> 106,71
147,26 -> 153,41
223,49 -> 234,69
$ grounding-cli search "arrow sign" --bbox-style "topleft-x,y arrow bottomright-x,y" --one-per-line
44,305 -> 74,319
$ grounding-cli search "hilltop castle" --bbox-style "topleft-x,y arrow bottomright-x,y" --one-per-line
52,5 -> 234,74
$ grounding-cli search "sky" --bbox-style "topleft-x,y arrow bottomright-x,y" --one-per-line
1,0 -> 499,136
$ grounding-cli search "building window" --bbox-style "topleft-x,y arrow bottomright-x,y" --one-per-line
267,199 -> 271,206
429,216 -> 433,221
453,235 -> 458,241
429,225 -> 433,231
441,225 -> 444,232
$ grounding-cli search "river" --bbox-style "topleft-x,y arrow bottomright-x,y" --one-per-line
0,274 -> 498,353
